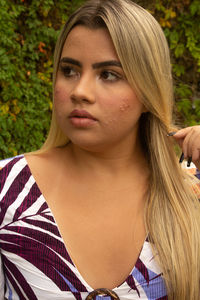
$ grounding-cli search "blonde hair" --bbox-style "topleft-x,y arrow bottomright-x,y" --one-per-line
40,0 -> 200,298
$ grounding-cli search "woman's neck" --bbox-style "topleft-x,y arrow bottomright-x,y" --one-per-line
58,140 -> 149,181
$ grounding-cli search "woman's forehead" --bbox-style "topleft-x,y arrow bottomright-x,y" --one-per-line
61,26 -> 119,62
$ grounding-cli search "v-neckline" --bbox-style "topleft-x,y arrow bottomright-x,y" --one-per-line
22,154 -> 148,292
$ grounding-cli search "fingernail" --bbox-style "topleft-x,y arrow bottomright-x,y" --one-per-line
179,152 -> 184,163
187,157 -> 192,167
167,131 -> 177,136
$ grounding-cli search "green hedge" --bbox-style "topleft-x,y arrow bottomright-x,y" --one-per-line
0,0 -> 199,158
152,0 -> 200,126
0,0 -> 85,158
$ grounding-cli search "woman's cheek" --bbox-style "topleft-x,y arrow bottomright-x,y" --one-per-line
103,99 -> 131,128
54,87 -> 69,122
54,83 -> 70,104
119,100 -> 131,112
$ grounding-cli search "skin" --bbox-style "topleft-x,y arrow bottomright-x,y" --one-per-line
26,26 -> 149,289
54,26 -> 146,155
173,126 -> 200,170
26,26 -> 200,290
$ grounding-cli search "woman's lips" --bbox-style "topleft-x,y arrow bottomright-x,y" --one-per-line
69,109 -> 97,128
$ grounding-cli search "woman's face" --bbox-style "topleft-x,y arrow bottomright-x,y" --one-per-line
54,25 -> 145,152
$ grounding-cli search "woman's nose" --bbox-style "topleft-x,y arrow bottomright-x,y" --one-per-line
70,74 -> 95,104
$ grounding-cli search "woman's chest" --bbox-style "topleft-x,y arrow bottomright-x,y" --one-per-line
48,191 -> 147,290
0,182 -> 167,300
0,156 -> 167,299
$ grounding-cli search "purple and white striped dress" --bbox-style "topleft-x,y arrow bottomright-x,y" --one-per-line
0,156 -> 168,299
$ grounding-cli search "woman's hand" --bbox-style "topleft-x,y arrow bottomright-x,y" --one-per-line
170,126 -> 200,170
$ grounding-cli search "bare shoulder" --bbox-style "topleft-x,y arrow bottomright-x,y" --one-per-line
25,147 -> 69,172
24,147 -> 73,194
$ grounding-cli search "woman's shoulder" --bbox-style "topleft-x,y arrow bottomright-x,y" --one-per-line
0,155 -> 25,171
0,151 -> 52,174
0,155 -> 29,215
0,155 -> 28,193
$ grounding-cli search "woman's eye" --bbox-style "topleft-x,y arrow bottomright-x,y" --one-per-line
100,71 -> 121,81
60,66 -> 78,77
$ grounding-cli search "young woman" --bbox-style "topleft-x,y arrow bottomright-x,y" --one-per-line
0,0 -> 199,299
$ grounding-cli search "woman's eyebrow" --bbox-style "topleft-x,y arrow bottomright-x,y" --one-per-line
60,57 -> 82,67
92,60 -> 122,69
60,57 -> 122,69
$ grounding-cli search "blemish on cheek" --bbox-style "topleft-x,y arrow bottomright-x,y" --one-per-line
54,88 -> 61,96
54,86 -> 70,103
104,118 -> 116,126
119,100 -> 130,112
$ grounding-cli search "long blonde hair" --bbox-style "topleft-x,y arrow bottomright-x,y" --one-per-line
40,0 -> 200,298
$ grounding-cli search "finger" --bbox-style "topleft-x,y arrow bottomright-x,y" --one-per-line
173,126 -> 200,143
188,130 -> 200,157
168,126 -> 200,160
181,129 -> 194,158
171,128 -> 191,149
182,129 -> 200,159
173,127 -> 192,139
191,149 -> 200,162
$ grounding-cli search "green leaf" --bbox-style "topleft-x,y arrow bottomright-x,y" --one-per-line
174,44 -> 185,58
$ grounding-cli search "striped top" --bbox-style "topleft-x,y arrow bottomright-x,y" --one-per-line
0,155 -> 175,299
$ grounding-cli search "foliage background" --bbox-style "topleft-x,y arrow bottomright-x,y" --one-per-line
0,0 -> 199,158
